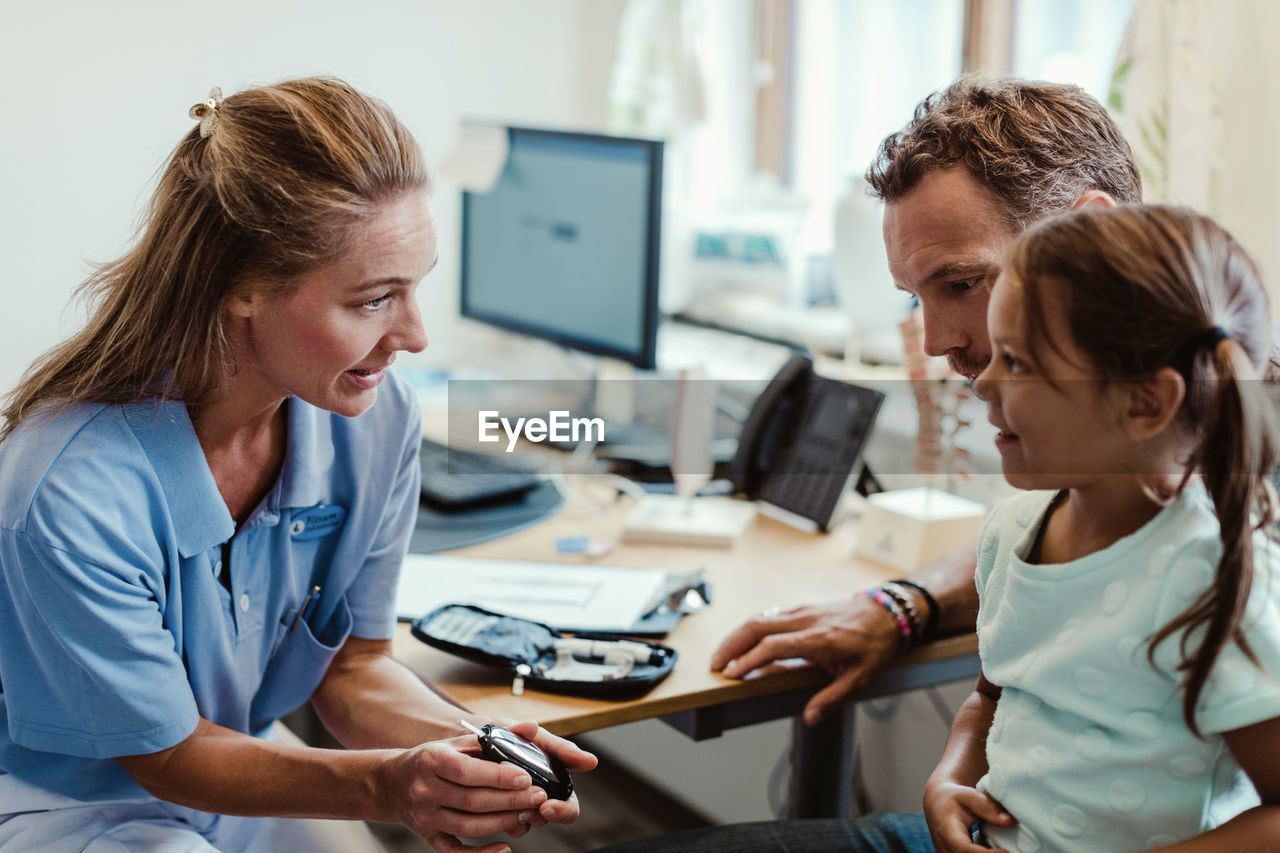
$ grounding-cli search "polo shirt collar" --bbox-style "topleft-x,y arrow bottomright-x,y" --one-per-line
279,395 -> 334,510
123,400 -> 234,558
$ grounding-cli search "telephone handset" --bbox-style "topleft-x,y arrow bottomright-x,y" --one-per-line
730,353 -> 885,530
730,354 -> 813,495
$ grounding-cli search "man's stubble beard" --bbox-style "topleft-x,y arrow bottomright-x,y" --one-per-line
947,350 -> 990,383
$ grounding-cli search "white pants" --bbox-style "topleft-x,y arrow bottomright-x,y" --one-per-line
0,723 -> 387,853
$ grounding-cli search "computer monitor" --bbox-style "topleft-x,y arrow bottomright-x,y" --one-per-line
459,126 -> 664,370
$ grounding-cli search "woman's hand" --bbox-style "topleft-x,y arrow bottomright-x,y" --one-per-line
377,733 -> 550,853
502,720 -> 598,826
923,779 -> 1014,853
378,722 -> 598,853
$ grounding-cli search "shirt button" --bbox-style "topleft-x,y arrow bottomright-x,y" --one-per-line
213,560 -> 223,577
239,594 -> 250,612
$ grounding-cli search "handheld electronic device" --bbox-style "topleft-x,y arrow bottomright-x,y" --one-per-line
460,720 -> 574,801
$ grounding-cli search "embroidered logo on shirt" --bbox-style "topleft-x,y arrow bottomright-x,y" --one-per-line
290,504 -> 347,540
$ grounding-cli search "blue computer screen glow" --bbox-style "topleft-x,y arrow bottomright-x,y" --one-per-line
460,127 -> 662,369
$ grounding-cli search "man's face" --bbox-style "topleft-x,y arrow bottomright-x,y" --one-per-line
883,167 -> 1019,383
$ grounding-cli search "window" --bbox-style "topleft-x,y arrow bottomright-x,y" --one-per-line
1011,0 -> 1135,99
655,0 -> 1136,358
791,0 -> 966,254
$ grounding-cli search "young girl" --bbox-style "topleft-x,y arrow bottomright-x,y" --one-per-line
925,205 -> 1280,852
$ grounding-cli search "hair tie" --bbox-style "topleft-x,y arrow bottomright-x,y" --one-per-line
188,87 -> 223,138
1203,325 -> 1231,347
1171,325 -> 1232,375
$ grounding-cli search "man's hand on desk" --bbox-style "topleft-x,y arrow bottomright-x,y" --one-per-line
711,595 -> 901,726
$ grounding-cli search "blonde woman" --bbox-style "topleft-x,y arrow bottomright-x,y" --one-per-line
0,78 -> 594,853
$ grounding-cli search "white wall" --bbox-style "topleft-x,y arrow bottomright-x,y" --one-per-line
0,0 -> 625,397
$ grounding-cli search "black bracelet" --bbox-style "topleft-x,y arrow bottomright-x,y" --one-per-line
890,579 -> 939,641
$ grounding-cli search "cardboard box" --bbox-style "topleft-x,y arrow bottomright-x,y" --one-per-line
855,487 -> 987,573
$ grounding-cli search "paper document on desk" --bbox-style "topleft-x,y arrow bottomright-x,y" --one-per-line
396,554 -> 668,631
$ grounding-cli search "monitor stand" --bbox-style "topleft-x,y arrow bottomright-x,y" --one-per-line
501,355 -> 740,469
591,357 -> 638,425
580,358 -> 741,470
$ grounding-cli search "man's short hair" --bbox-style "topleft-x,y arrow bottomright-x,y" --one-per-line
866,75 -> 1142,228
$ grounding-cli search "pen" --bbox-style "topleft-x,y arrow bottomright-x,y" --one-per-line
291,585 -> 321,633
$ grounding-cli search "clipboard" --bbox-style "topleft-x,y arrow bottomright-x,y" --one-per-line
395,555 -> 709,638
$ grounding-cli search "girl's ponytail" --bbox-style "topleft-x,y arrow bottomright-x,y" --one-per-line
1152,335 -> 1279,735
1007,205 -> 1277,739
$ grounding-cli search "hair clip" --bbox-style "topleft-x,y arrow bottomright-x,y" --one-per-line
188,87 -> 223,138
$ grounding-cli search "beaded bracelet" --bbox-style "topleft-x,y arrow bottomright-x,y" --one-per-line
861,588 -> 914,653
889,578 -> 939,641
880,582 -> 923,643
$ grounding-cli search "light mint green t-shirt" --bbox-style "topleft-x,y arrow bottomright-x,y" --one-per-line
976,486 -> 1280,852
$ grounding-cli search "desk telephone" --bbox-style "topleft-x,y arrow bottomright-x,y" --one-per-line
729,353 -> 884,530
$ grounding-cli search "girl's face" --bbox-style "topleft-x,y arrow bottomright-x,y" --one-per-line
973,273 -> 1133,490
229,192 -> 436,418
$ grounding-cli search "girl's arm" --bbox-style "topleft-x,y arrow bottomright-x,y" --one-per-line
923,670 -> 1015,853
1147,714 -> 1280,851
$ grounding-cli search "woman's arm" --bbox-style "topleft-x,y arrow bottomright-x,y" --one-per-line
1147,714 -> 1280,851
116,716 -> 541,853
923,671 -> 1014,853
310,635 -> 493,747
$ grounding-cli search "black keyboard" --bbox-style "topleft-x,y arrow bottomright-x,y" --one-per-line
419,438 -> 542,509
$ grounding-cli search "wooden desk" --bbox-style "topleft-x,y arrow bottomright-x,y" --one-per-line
392,480 -> 979,817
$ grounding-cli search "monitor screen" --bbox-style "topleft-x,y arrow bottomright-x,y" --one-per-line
460,127 -> 663,369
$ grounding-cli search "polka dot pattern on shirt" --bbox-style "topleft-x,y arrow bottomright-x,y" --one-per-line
1107,779 -> 1147,814
977,488 -> 1280,852
1050,804 -> 1089,838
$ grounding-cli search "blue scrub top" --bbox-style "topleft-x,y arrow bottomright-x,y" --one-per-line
0,372 -> 422,803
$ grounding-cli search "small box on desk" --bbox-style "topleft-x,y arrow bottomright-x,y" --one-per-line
622,495 -> 758,547
855,487 -> 987,572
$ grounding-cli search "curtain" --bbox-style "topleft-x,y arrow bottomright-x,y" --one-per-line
1109,0 -> 1280,318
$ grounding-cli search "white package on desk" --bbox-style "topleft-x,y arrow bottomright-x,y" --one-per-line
855,487 -> 987,573
621,495 -> 757,546
396,554 -> 668,631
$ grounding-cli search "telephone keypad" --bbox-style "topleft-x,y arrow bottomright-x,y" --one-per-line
751,377 -> 884,529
